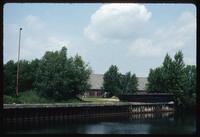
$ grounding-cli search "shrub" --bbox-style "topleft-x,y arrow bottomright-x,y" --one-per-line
3,95 -> 16,104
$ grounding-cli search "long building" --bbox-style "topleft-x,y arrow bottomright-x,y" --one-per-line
86,74 -> 148,97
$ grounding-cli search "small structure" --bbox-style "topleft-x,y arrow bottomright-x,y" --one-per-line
85,74 -> 104,97
118,93 -> 174,103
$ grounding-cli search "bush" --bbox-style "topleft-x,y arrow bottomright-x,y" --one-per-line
16,90 -> 53,104
3,90 -> 83,104
3,95 -> 16,104
16,90 -> 38,103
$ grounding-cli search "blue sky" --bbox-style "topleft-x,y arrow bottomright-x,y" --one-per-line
3,3 -> 196,77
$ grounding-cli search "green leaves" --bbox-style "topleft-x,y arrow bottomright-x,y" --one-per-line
147,67 -> 164,93
103,65 -> 121,96
4,46 -> 92,101
3,60 -> 17,95
35,47 -> 91,100
147,50 -> 196,108
102,65 -> 138,96
120,72 -> 138,94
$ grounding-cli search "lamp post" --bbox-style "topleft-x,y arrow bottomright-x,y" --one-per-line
16,28 -> 22,96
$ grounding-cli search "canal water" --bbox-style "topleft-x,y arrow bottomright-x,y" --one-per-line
4,111 -> 196,134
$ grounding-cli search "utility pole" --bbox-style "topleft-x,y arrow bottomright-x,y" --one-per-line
16,28 -> 22,96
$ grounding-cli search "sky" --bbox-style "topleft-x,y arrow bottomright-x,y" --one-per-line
3,3 -> 196,77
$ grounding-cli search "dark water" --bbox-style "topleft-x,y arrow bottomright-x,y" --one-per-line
4,112 -> 196,134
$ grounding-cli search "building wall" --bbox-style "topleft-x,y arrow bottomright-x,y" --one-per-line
84,89 -> 104,97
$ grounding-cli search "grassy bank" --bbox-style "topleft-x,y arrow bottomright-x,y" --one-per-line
3,90 -> 83,104
3,91 -> 119,104
82,96 -> 119,103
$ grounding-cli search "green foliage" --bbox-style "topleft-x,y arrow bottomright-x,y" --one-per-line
147,51 -> 196,108
162,54 -> 173,93
3,60 -> 17,96
147,67 -> 164,92
3,95 -> 16,104
35,47 -> 92,101
182,65 -> 196,108
68,55 -> 92,96
18,60 -> 30,92
120,72 -> 138,94
35,48 -> 68,100
3,59 -> 40,96
103,65 -> 121,96
16,90 -> 49,104
3,90 -> 54,104
103,65 -> 138,96
4,46 -> 91,102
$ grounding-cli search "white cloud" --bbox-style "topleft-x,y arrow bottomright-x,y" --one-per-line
84,3 -> 152,43
84,4 -> 195,59
129,38 -> 162,57
128,11 -> 196,58
85,4 -> 195,59
4,15 -> 71,62
20,33 -> 70,60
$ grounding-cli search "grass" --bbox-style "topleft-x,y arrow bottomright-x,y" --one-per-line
82,97 -> 105,102
4,91 -> 119,104
82,96 -> 119,103
4,90 -> 54,104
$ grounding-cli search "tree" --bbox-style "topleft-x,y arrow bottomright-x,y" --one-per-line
36,47 -> 68,100
102,65 -> 121,96
29,59 -> 40,89
35,47 -> 91,100
18,60 -> 32,92
4,60 -> 17,96
4,59 -> 40,96
147,54 -> 174,93
182,65 -> 196,108
67,54 -> 92,96
147,67 -> 164,93
147,51 -> 196,108
120,72 -> 138,94
130,74 -> 138,92
162,54 -> 173,93
168,51 -> 186,107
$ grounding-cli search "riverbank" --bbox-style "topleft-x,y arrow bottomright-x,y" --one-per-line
3,102 -> 174,124
3,91 -> 120,104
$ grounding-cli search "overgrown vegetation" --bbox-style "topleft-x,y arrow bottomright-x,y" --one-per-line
147,51 -> 196,109
4,47 -> 92,102
102,65 -> 138,97
4,90 -> 51,104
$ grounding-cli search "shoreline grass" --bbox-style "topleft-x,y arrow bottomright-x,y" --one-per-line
4,91 -> 119,104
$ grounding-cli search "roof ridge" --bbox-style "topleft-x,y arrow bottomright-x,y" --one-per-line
91,74 -> 147,78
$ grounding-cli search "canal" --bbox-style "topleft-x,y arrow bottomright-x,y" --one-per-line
4,111 -> 196,134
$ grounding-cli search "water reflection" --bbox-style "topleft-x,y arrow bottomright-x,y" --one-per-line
4,112 -> 196,134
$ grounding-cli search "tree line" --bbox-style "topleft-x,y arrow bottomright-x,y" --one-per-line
4,47 -> 92,101
147,51 -> 196,109
4,46 -> 139,100
4,47 -> 196,108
